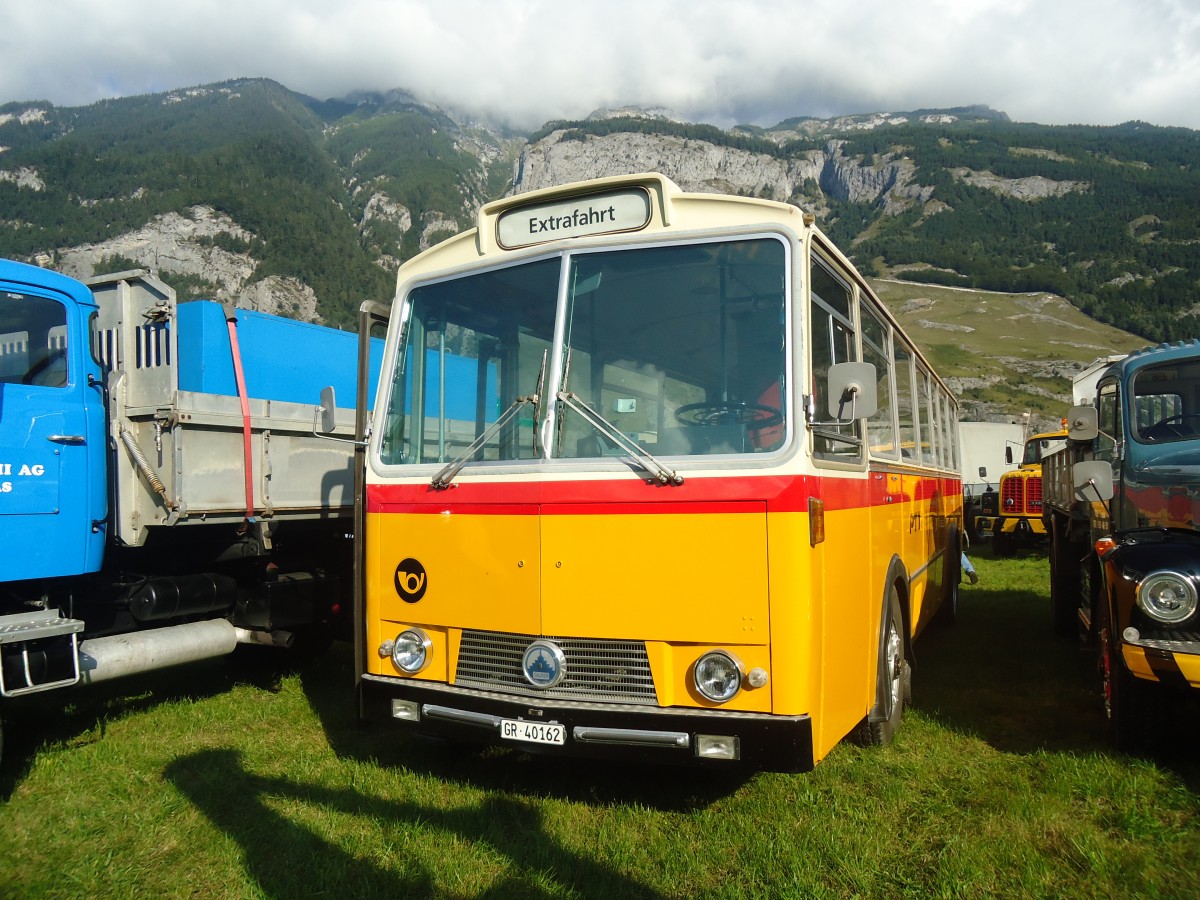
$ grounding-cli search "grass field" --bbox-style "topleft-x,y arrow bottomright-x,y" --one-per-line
3,551 -> 1199,898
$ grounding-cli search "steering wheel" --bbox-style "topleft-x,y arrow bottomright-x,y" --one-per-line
674,400 -> 783,430
1144,413 -> 1200,441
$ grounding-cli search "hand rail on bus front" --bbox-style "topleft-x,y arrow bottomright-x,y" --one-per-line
556,390 -> 684,487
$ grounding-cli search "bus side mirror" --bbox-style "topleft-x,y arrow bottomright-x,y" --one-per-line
1067,405 -> 1098,442
826,362 -> 877,420
1073,460 -> 1113,502
319,385 -> 338,434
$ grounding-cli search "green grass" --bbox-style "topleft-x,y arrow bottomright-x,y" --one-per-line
3,554 -> 1200,898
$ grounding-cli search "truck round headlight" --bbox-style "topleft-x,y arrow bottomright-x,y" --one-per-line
391,628 -> 432,673
693,651 -> 743,703
1137,571 -> 1198,624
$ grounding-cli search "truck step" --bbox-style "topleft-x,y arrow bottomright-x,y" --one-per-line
0,611 -> 86,644
0,611 -> 84,696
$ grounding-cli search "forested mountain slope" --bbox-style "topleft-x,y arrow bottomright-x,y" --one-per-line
0,79 -> 1190,423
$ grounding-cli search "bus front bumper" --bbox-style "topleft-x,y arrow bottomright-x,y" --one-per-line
361,675 -> 814,772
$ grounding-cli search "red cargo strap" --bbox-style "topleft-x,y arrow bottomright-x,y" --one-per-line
224,306 -> 255,527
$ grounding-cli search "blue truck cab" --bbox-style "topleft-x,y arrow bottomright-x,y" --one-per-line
0,260 -> 107,582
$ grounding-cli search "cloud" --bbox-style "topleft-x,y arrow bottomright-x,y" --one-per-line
2,0 -> 1198,130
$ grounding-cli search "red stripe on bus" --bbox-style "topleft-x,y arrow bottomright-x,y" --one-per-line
367,472 -> 960,515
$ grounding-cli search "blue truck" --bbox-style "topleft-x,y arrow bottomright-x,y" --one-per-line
0,261 -> 375,756
1043,343 -> 1200,750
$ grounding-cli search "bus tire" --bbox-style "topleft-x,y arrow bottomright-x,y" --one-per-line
935,525 -> 961,627
854,583 -> 909,747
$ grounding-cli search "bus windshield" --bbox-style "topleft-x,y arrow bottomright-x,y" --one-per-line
379,236 -> 788,466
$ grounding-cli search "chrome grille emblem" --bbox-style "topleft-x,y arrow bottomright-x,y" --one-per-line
522,640 -> 566,689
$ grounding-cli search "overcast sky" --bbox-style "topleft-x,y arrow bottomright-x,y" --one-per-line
3,0 -> 1198,131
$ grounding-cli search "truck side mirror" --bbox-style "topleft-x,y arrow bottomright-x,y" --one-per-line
978,466 -> 987,478
319,385 -> 338,434
1005,446 -> 1013,464
1067,405 -> 1098,442
826,362 -> 878,420
1073,460 -> 1113,502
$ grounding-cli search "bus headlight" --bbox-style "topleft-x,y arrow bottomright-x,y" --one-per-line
693,651 -> 743,703
1137,571 -> 1198,624
391,628 -> 432,673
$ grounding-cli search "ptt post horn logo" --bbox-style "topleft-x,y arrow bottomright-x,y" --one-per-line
394,558 -> 428,603
522,640 -> 567,689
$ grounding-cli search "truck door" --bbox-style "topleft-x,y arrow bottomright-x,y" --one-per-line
0,267 -> 106,582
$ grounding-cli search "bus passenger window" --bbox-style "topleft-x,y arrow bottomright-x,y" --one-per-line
862,305 -> 896,459
917,367 -> 937,466
895,342 -> 917,460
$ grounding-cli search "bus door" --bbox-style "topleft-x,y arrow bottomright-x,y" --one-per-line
808,254 -> 874,743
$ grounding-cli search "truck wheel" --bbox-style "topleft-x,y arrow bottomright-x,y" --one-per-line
853,584 -> 909,747
1100,616 -> 1160,753
1049,520 -> 1079,637
1079,556 -> 1100,647
993,528 -> 1014,558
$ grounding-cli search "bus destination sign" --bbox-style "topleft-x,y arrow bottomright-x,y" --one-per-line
497,188 -> 651,249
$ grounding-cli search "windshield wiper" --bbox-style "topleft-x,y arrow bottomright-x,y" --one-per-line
556,390 -> 684,486
432,352 -> 547,490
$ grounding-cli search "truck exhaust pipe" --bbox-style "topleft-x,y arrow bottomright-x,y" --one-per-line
77,620 -> 240,685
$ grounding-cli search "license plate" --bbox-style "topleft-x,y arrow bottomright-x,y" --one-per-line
500,719 -> 565,746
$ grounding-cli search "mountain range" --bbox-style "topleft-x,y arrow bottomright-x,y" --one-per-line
1,77 -> 1194,424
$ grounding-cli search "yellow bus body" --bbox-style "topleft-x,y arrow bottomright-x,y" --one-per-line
357,173 -> 962,771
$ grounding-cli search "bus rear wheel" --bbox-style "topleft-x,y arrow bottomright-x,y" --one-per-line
935,525 -> 961,627
854,584 -> 909,747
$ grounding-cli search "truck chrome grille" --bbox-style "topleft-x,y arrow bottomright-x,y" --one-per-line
454,630 -> 658,705
1001,476 -> 1043,515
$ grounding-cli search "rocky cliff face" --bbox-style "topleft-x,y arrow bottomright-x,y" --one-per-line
510,129 -> 933,217
49,206 -> 322,322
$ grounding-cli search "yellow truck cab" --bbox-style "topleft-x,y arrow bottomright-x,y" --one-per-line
976,426 -> 1067,555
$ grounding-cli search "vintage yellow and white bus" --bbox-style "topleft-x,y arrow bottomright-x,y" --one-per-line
342,173 -> 962,772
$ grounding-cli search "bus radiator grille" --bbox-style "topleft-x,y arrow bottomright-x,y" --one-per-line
454,631 -> 659,705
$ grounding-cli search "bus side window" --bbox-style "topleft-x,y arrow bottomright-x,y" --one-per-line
917,365 -> 938,467
895,341 -> 917,460
809,256 -> 861,462
861,303 -> 896,460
